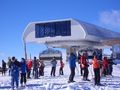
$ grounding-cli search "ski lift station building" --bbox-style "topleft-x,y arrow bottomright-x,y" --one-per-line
23,18 -> 120,59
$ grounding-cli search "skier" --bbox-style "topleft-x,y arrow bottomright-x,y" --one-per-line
81,53 -> 90,81
26,59 -> 32,78
102,57 -> 108,76
20,58 -> 27,87
7,57 -> 12,76
92,56 -> 101,86
68,48 -> 77,83
108,58 -> 116,76
78,53 -> 83,76
11,57 -> 20,90
33,57 -> 39,79
39,60 -> 45,76
51,57 -> 57,76
2,60 -> 6,76
78,52 -> 83,76
59,59 -> 64,75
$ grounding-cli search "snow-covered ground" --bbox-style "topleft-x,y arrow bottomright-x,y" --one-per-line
0,62 -> 120,90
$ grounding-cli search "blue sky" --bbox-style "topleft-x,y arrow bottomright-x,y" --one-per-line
0,0 -> 120,63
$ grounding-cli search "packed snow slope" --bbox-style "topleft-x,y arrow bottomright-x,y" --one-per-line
0,62 -> 120,90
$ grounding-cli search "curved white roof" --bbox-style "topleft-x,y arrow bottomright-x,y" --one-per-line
23,18 -> 120,49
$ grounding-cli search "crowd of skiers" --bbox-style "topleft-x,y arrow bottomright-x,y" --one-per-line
68,48 -> 116,86
0,56 -> 64,89
0,49 -> 117,88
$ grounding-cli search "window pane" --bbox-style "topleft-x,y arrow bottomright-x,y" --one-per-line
55,22 -> 61,36
50,23 -> 56,37
44,23 -> 51,37
35,21 -> 71,38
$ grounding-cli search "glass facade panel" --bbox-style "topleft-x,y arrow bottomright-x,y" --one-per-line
44,23 -> 51,37
50,23 -> 56,37
35,21 -> 71,38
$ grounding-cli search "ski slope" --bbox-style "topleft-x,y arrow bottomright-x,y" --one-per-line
0,62 -> 120,90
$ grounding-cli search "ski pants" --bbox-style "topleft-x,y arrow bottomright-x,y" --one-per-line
69,67 -> 75,82
20,73 -> 26,85
51,67 -> 56,76
59,67 -> 64,75
94,68 -> 100,85
27,69 -> 31,78
11,76 -> 19,89
83,67 -> 89,79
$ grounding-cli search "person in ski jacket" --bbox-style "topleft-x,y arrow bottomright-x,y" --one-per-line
20,58 -> 27,86
80,53 -> 89,81
108,58 -> 116,75
33,57 -> 39,79
11,57 -> 20,89
68,48 -> 77,83
102,57 -> 108,76
51,57 -> 57,76
78,54 -> 83,76
2,60 -> 6,76
7,57 -> 12,76
59,59 -> 64,75
92,56 -> 101,85
26,59 -> 32,78
39,60 -> 45,76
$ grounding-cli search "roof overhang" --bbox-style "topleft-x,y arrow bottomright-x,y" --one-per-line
22,18 -> 120,49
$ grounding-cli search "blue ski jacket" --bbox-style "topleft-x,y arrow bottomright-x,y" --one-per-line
69,53 -> 77,68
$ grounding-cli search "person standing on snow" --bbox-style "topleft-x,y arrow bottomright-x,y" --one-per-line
102,57 -> 108,76
78,53 -> 83,76
68,48 -> 77,83
92,56 -> 101,86
33,57 -> 39,79
7,57 -> 12,76
11,57 -> 20,89
26,59 -> 32,79
81,53 -> 90,81
108,58 -> 116,76
20,58 -> 27,87
39,60 -> 45,76
2,60 -> 6,76
50,57 -> 57,76
59,59 -> 64,75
